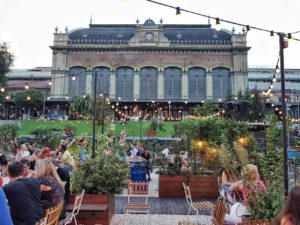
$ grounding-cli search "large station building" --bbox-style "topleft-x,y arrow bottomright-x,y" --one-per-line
49,19 -> 249,119
2,19 -> 300,120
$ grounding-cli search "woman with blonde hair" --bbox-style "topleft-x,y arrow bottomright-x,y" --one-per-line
225,164 -> 266,224
35,159 -> 64,212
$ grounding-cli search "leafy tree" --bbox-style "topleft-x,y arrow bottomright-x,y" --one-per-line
0,43 -> 14,101
193,101 -> 219,117
248,86 -> 265,121
95,95 -> 110,128
236,89 -> 243,100
13,89 -> 43,108
248,116 -> 284,220
71,95 -> 93,119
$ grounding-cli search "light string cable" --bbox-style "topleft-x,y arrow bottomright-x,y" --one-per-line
145,0 -> 280,35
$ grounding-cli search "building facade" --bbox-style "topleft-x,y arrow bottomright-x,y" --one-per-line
50,19 -> 249,119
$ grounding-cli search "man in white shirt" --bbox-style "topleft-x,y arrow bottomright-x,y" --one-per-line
162,145 -> 172,157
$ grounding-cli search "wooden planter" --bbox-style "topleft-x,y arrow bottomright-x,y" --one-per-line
189,176 -> 219,198
67,193 -> 115,225
159,175 -> 188,197
159,175 -> 219,198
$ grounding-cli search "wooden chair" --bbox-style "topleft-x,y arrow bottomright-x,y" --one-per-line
239,219 -> 270,225
183,182 -> 215,216
64,189 -> 85,225
35,217 -> 47,225
44,201 -> 64,225
211,197 -> 227,225
123,181 -> 150,225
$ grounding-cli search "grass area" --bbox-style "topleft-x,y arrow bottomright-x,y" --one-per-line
18,120 -> 175,137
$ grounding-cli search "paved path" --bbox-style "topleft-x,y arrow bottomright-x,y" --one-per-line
111,169 -> 214,224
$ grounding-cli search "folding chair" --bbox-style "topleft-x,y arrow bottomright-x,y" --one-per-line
211,197 -> 227,225
123,181 -> 150,225
64,189 -> 85,225
35,217 -> 47,225
183,182 -> 215,216
44,201 -> 64,225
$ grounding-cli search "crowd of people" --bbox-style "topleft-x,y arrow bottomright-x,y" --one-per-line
0,141 -> 75,225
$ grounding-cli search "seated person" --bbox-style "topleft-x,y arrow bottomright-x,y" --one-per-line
274,186 -> 300,225
179,151 -> 191,172
3,162 -> 43,225
225,164 -> 266,223
221,160 -> 240,191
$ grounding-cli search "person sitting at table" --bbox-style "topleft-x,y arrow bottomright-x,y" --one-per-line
179,151 -> 191,172
140,146 -> 152,181
225,164 -> 266,224
3,161 -> 43,225
274,186 -> 300,225
35,159 -> 65,213
127,144 -> 139,158
0,188 -> 13,225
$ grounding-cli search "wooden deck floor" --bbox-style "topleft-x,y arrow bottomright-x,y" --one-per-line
115,196 -> 214,215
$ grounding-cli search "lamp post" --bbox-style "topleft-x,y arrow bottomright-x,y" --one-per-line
92,69 -> 98,159
278,33 -> 288,196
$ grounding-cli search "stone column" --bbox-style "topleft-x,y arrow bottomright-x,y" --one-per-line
157,69 -> 164,99
51,51 -> 67,98
109,69 -> 116,99
206,69 -> 212,100
85,70 -> 93,96
182,69 -> 188,100
133,69 -> 140,99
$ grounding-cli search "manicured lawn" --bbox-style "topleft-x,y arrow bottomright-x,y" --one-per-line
18,120 -> 175,137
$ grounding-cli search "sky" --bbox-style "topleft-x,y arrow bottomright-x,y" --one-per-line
1,0 -> 300,69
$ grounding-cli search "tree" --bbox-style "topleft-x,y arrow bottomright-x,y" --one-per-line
193,101 -> 219,117
95,95 -> 110,127
0,43 -> 14,101
70,95 -> 93,119
248,86 -> 265,121
13,89 -> 44,108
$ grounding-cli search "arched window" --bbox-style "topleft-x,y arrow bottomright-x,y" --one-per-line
140,67 -> 158,100
212,67 -> 231,100
69,66 -> 86,96
116,67 -> 134,100
164,67 -> 182,99
92,67 -> 110,94
188,67 -> 206,101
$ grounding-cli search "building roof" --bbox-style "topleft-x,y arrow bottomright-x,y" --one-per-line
68,21 -> 231,43
6,67 -> 51,78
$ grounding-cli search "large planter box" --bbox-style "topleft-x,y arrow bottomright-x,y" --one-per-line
159,175 -> 219,198
189,176 -> 219,198
67,193 -> 115,225
159,175 -> 188,197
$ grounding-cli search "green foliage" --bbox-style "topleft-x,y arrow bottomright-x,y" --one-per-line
71,154 -> 128,194
30,126 -> 62,149
95,95 -> 110,126
70,95 -> 93,119
0,122 -> 21,140
248,119 -> 285,220
148,119 -> 165,132
13,89 -> 44,108
0,43 -> 13,102
193,101 -> 219,117
248,87 -> 265,121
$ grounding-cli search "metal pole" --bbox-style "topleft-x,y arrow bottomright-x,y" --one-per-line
298,95 -> 300,119
42,95 -> 46,118
279,33 -> 288,196
92,70 -> 97,159
101,94 -> 105,134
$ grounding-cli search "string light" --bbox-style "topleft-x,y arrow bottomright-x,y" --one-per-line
71,75 -> 76,81
176,7 -> 181,16
48,80 -> 52,86
0,87 -> 5,92
270,30 -> 274,37
215,18 -> 221,31
25,83 -> 29,89
246,25 -> 251,32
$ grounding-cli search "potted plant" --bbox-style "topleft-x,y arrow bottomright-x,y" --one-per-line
147,119 -> 165,137
70,137 -> 128,225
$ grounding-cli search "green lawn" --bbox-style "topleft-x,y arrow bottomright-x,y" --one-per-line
18,120 -> 174,137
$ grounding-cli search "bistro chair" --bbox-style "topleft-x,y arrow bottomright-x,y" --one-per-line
183,182 -> 215,216
64,189 -> 85,225
211,197 -> 227,225
44,201 -> 64,225
123,181 -> 150,225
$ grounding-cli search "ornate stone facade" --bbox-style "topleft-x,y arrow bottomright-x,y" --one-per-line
50,19 -> 249,119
